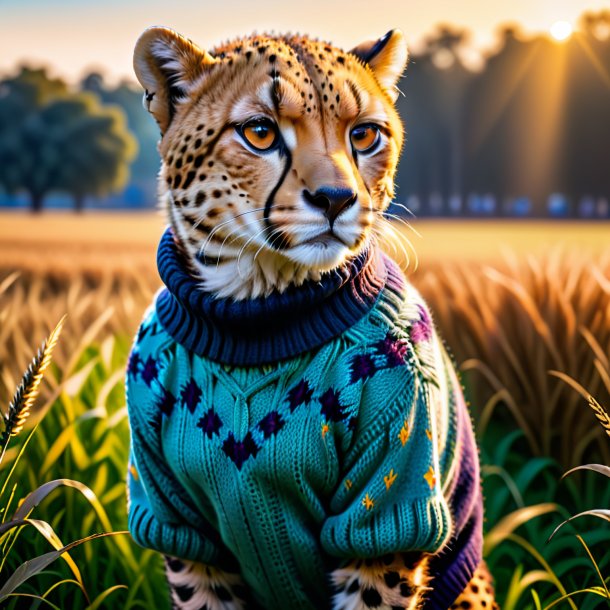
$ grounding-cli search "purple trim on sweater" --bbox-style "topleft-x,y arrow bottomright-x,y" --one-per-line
425,391 -> 483,609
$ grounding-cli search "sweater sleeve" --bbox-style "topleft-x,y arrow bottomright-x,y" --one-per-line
126,309 -> 224,565
320,301 -> 454,559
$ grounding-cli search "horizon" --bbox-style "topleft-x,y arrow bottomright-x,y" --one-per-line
2,0 -> 609,84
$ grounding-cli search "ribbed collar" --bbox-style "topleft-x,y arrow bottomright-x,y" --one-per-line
155,227 -> 395,366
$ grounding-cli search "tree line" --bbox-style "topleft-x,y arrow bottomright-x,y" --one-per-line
0,9 -> 609,215
395,10 -> 610,217
0,68 -> 158,212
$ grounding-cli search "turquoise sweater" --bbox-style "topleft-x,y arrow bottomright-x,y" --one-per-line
126,230 -> 476,609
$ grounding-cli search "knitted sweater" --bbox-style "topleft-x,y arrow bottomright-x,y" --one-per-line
126,228 -> 482,609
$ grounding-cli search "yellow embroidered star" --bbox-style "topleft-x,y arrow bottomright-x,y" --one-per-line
398,420 -> 410,446
362,493 -> 375,510
424,466 -> 437,489
321,423 -> 330,438
384,469 -> 397,490
345,479 -> 353,490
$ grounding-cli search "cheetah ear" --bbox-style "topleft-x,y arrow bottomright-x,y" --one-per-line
133,26 -> 217,133
350,29 -> 408,102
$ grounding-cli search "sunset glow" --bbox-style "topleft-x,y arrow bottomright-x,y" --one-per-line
0,0 -> 608,82
550,21 -> 573,42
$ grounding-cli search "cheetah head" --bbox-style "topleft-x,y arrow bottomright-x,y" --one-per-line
134,27 -> 407,298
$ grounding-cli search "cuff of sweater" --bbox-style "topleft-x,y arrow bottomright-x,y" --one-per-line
320,494 -> 452,558
128,502 -> 220,565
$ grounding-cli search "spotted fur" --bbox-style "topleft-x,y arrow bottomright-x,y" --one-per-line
450,564 -> 499,610
134,27 -> 405,299
164,556 -> 246,610
331,553 -> 430,610
331,555 -> 498,610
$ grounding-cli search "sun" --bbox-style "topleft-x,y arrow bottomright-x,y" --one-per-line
550,21 -> 573,42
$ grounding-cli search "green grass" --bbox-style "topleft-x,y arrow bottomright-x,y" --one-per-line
480,420 -> 610,610
0,317 -> 169,609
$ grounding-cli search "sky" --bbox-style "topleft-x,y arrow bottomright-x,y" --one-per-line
1,0 -> 609,83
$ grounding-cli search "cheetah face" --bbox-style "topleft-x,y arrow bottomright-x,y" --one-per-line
134,27 -> 407,284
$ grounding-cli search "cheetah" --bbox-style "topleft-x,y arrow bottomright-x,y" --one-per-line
127,25 -> 499,610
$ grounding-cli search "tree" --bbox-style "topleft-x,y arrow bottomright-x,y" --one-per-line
0,67 -> 136,212
394,26 -> 474,215
423,24 -> 470,68
580,9 -> 610,40
81,72 -> 159,190
560,12 -> 610,208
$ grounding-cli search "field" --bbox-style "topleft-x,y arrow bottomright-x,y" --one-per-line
2,212 -> 610,272
1,211 -> 610,609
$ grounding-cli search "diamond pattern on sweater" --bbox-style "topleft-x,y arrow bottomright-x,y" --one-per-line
258,411 -> 285,438
141,356 -> 158,387
197,408 -> 223,438
127,351 -> 141,379
286,379 -> 313,411
181,379 -> 202,414
410,304 -> 433,344
349,354 -> 377,383
374,333 -> 410,368
320,388 -> 348,422
157,387 -> 177,417
222,432 -> 259,470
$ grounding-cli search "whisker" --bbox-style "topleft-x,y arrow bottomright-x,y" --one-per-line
215,217 -> 266,265
375,218 -> 408,265
236,226 -> 273,278
198,207 -> 266,261
200,207 -> 265,247
382,211 -> 423,239
379,217 -> 419,272
214,225 -> 245,271
370,226 -> 398,257
388,201 -> 417,219
382,216 -> 411,258
253,227 -> 285,264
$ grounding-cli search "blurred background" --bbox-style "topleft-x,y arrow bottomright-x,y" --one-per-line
1,2 -> 610,610
1,0 -> 610,218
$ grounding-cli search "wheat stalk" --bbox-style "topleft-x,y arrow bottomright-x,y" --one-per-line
587,395 -> 610,439
0,315 -> 66,463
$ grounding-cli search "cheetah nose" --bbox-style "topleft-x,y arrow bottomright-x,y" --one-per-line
303,187 -> 357,225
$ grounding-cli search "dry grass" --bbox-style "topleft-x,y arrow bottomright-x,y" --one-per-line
1,211 -> 609,467
0,270 -> 157,410
0,314 -> 64,456
0,211 -> 163,275
408,250 -> 610,467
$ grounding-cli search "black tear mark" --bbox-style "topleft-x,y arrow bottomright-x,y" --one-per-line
263,146 -> 292,225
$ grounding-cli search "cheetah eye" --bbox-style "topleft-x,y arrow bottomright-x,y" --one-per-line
239,118 -> 279,152
350,124 -> 381,154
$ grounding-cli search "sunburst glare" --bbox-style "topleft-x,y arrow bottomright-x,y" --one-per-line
550,21 -> 573,42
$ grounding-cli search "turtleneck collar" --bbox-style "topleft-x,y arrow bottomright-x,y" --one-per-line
155,227 -> 402,366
